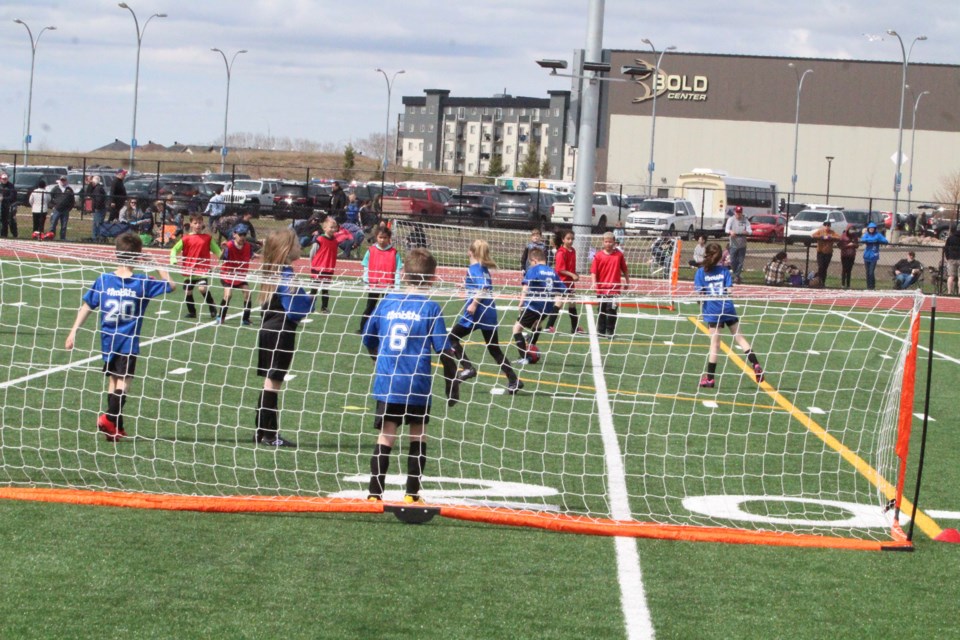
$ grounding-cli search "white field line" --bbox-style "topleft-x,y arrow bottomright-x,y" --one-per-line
584,306 -> 655,640
831,309 -> 960,367
0,312 -> 240,390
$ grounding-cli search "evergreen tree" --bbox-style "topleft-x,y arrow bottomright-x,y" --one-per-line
486,153 -> 505,178
343,144 -> 356,182
540,158 -> 552,180
519,145 -> 540,178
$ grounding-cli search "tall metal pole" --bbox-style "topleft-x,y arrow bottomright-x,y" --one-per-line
571,0 -> 605,249
641,40 -> 674,196
13,20 -> 56,167
375,69 -> 404,203
788,63 -> 813,203
887,30 -> 927,244
906,90 -> 930,218
212,48 -> 247,173
118,3 -> 167,172
825,156 -> 834,204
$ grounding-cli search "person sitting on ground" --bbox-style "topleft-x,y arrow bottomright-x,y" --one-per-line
893,251 -> 923,289
763,251 -> 790,286
688,233 -> 706,268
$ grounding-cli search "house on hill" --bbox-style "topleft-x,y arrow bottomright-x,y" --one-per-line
92,139 -> 131,153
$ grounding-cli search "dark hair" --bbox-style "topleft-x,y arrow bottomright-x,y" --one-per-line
553,227 -> 573,249
403,248 -> 437,287
115,231 -> 143,263
37,179 -> 46,189
774,251 -> 787,261
702,242 -> 724,270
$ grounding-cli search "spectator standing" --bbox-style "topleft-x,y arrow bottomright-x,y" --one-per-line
29,179 -> 51,239
86,175 -> 108,242
344,193 -> 360,225
329,181 -> 348,220
48,176 -> 75,241
860,222 -> 889,291
810,220 -> 840,288
0,172 -> 18,238
763,251 -> 790,286
944,225 -> 960,295
893,251 -> 923,289
204,186 -> 226,234
837,226 -> 860,289
109,169 -> 128,221
724,205 -> 751,284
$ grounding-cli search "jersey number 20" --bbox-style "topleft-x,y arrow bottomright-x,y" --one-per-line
103,299 -> 136,325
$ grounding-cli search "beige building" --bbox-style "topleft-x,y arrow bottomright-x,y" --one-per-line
600,50 -> 960,206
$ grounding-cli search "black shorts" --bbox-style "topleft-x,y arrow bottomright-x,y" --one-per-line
183,276 -> 209,287
257,326 -> 297,381
372,400 -> 430,430
707,318 -> 739,329
103,354 -> 137,377
518,308 -> 547,330
221,281 -> 248,289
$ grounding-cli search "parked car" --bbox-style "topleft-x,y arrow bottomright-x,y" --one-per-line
625,198 -> 698,238
203,172 -> 250,183
747,214 -> 786,242
124,177 -> 168,202
883,211 -> 909,230
459,183 -> 500,196
273,182 -> 332,220
492,189 -> 559,229
623,195 -> 651,211
12,170 -> 65,205
840,209 -> 886,233
159,181 -> 214,215
445,194 -> 496,226
223,179 -> 282,214
550,191 -> 629,232
380,187 -> 450,220
786,208 -> 851,242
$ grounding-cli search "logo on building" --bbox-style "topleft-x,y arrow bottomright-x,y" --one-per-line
629,58 -> 709,103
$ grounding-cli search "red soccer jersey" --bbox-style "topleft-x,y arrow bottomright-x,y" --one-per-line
366,244 -> 399,289
221,239 -> 253,286
178,233 -> 216,275
591,249 -> 628,295
310,234 -> 338,279
554,245 -> 577,286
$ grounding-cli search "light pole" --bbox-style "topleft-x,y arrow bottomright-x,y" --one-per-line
118,3 -> 167,171
906,89 -> 930,216
13,20 -> 56,167
825,156 -> 834,204
886,30 -> 927,243
641,39 -> 675,196
787,63 -> 813,204
375,68 -> 404,206
211,48 -> 247,173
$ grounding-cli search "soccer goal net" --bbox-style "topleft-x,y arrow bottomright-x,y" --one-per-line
0,237 -> 921,550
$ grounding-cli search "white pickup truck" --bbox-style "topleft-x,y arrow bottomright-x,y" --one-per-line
625,198 -> 699,238
549,191 -> 629,232
223,179 -> 282,214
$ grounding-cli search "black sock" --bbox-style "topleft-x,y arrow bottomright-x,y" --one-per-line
406,440 -> 426,497
185,293 -> 196,316
706,362 -> 717,379
321,289 -> 330,311
118,392 -> 128,432
368,443 -> 393,497
205,291 -> 217,317
219,299 -> 228,322
107,390 -> 123,426
513,332 -> 527,358
545,310 -> 559,330
242,301 -> 252,323
569,305 -> 580,332
530,329 -> 542,346
746,350 -> 760,367
258,390 -> 279,439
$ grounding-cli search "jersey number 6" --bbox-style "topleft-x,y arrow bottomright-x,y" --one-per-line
388,322 -> 410,351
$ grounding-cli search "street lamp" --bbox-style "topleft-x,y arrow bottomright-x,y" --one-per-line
211,48 -> 247,173
118,3 -> 167,171
906,89 -> 930,216
885,30 -> 927,243
641,39 -> 675,195
825,156 -> 834,204
374,68 -> 404,205
787,63 -> 813,204
13,20 -> 56,166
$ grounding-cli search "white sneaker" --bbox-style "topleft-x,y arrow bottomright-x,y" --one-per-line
513,357 -> 531,366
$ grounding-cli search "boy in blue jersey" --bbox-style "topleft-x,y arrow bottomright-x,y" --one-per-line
65,231 -> 176,441
362,248 -> 458,503
512,248 -> 567,365
693,242 -> 764,389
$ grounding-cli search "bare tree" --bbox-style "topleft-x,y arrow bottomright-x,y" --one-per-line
934,170 -> 960,217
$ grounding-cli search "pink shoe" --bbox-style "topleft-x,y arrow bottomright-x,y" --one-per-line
754,363 -> 764,383
97,414 -> 118,441
545,326 -> 556,334
699,376 -> 715,389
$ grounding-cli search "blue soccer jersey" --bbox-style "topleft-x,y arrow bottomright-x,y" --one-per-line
277,265 -> 316,323
362,292 -> 448,406
694,265 -> 739,324
457,263 -> 498,330
82,272 -> 173,360
522,263 -> 566,315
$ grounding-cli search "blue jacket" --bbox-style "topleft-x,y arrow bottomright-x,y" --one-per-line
860,231 -> 888,262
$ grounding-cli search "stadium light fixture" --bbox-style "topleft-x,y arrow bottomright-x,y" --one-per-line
581,61 -> 611,73
118,3 -> 167,171
787,63 -> 813,203
906,89 -> 930,216
535,59 -> 568,74
640,40 -> 676,195
211,48 -> 248,173
13,20 -> 56,166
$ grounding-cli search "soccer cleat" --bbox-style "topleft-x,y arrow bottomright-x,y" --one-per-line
241,319 -> 252,326
403,494 -> 424,505
43,232 -> 55,241
185,312 -> 198,319
32,231 -> 40,240
457,368 -> 477,382
513,357 -> 531,366
754,363 -> 765,383
574,327 -> 586,335
216,317 -> 223,325
545,326 -> 556,334
366,495 -> 383,503
699,376 -> 716,389
257,435 -> 297,448
97,414 -> 118,439
506,379 -> 525,395
319,308 -> 330,315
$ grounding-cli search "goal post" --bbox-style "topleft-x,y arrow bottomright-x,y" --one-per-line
0,237 -> 927,550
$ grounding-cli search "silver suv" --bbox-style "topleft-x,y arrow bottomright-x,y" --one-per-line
625,198 -> 697,238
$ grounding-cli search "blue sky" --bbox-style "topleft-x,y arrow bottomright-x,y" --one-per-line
0,0 -> 955,153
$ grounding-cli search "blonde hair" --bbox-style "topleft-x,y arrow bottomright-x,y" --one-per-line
469,239 -> 497,269
258,228 -> 301,305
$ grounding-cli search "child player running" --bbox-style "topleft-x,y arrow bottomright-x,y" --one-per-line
218,222 -> 254,325
309,215 -> 339,314
544,228 -> 582,334
170,213 -> 222,319
446,239 -> 522,398
694,242 -> 765,389
362,248 -> 458,503
65,231 -> 176,442
254,229 -> 316,447
359,224 -> 402,334
512,247 -> 566,365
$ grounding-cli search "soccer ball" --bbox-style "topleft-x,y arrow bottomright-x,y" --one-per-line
526,344 -> 540,364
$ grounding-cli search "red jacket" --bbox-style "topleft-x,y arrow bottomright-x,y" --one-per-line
554,245 -> 577,286
591,249 -> 628,295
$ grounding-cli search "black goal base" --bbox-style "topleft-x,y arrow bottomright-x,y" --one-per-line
385,504 -> 439,525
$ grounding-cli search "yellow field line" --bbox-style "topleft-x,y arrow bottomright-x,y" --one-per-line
688,315 -> 943,540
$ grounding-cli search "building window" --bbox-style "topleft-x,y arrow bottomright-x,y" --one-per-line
428,124 -> 434,132
420,107 -> 426,114
429,106 -> 435,114
446,107 -> 453,115
420,124 -> 425,132
552,147 -> 558,155
495,108 -> 503,121
507,125 -> 513,135
428,143 -> 433,151
458,107 -> 465,120
554,107 -> 560,117
472,108 -> 478,115
407,141 -> 414,150
408,124 -> 414,133
469,125 -> 476,134
469,144 -> 475,152
468,163 -> 475,172
508,108 -> 514,116
532,108 -> 540,121
521,109 -> 527,116
418,142 -> 423,150
504,164 -> 511,173
553,127 -> 559,136
426,161 -> 432,169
